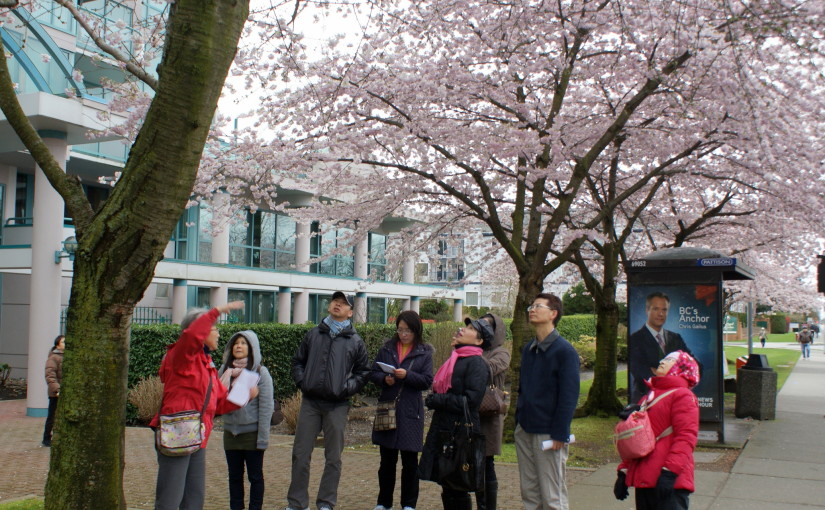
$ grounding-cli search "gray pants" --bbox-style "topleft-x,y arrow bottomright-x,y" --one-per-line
514,424 -> 569,510
287,398 -> 349,510
155,446 -> 206,510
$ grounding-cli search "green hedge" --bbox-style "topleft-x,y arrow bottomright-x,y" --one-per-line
129,313 -> 606,401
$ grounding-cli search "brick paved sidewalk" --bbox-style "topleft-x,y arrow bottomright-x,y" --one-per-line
0,399 -> 592,509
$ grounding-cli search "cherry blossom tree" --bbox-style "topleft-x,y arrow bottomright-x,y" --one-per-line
215,0 -> 825,419
0,1 -> 251,507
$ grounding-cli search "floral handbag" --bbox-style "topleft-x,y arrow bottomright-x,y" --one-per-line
155,379 -> 212,456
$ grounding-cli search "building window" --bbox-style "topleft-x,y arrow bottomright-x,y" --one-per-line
367,297 -> 386,323
310,224 -> 355,277
368,233 -> 387,281
30,1 -> 77,33
77,1 -> 135,55
229,210 -> 296,270
227,289 -> 277,323
308,293 -> 334,325
465,292 -> 479,306
195,287 -> 211,309
156,283 -> 170,299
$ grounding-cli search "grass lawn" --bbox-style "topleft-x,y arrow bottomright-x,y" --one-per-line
0,499 -> 43,510
498,346 -> 799,468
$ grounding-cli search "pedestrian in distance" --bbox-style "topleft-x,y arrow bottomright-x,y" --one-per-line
218,330 -> 274,510
758,328 -> 767,349
476,313 -> 510,510
514,293 -> 580,510
286,291 -> 371,510
797,326 -> 813,359
614,350 -> 700,510
42,334 -> 64,447
418,318 -> 492,510
151,301 -> 257,510
370,310 -> 434,510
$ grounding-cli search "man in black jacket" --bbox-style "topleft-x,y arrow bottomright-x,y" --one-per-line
286,291 -> 370,510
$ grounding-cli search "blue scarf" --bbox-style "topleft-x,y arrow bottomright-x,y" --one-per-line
323,316 -> 351,337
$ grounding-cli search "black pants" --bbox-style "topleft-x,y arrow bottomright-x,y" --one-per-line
635,487 -> 690,510
377,446 -> 419,509
42,396 -> 58,443
225,449 -> 265,510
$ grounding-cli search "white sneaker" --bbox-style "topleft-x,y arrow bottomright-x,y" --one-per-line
373,506 -> 392,510
402,507 -> 415,510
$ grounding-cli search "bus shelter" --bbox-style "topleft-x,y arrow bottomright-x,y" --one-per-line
625,247 -> 755,443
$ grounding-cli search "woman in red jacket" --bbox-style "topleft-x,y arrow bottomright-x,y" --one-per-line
151,301 -> 256,510
614,350 -> 700,510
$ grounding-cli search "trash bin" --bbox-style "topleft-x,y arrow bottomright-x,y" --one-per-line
735,354 -> 777,420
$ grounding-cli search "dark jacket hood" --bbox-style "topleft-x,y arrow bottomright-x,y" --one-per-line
482,313 -> 506,350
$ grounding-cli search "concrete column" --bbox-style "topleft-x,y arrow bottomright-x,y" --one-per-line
293,291 -> 309,324
211,192 -> 230,264
210,284 -> 227,310
453,298 -> 463,322
278,287 -> 292,323
410,296 -> 420,314
402,255 -> 415,284
26,135 -> 67,416
402,298 -> 412,311
295,222 -> 310,272
354,291 -> 367,323
355,237 -> 368,279
172,279 -> 188,324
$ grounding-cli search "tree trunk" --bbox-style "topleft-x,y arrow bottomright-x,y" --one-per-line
503,272 -> 544,441
578,248 -> 623,416
41,1 -> 250,508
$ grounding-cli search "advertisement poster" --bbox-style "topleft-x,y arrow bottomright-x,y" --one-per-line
628,284 -> 721,421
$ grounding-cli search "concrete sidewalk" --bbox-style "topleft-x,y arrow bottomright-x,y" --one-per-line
571,345 -> 825,509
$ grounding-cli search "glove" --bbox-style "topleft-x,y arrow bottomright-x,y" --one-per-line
424,393 -> 436,409
656,469 -> 677,501
618,404 -> 641,420
613,471 -> 629,500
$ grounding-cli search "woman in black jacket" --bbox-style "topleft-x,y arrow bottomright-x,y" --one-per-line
370,311 -> 434,510
418,319 -> 492,510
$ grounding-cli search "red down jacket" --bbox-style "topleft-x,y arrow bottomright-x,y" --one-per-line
618,375 -> 699,492
149,308 -> 238,449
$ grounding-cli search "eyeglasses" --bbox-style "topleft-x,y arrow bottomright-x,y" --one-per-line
397,328 -> 413,336
526,304 -> 554,312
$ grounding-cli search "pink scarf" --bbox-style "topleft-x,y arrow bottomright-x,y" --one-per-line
432,346 -> 483,394
220,357 -> 248,389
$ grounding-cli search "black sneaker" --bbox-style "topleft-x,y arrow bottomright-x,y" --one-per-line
41,440 -> 51,447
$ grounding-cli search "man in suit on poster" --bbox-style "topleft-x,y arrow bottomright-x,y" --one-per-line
628,291 -> 694,402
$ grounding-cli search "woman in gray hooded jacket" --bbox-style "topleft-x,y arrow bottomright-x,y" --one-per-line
219,330 -> 275,510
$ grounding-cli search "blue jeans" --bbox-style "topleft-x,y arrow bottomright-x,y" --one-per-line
802,343 -> 811,358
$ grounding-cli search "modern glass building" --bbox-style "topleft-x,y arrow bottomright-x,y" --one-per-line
0,1 -> 463,416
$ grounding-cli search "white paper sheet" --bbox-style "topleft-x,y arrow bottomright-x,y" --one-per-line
376,361 -> 396,374
227,369 -> 260,406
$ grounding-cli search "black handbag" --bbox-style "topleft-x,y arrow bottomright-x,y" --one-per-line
436,396 -> 486,492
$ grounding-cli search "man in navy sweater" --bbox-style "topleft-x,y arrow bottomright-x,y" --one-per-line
515,293 -> 580,510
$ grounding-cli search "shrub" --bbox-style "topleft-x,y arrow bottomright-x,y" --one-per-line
769,314 -> 787,334
572,336 -> 597,369
281,391 -> 302,434
0,362 -> 10,387
128,376 -> 163,424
